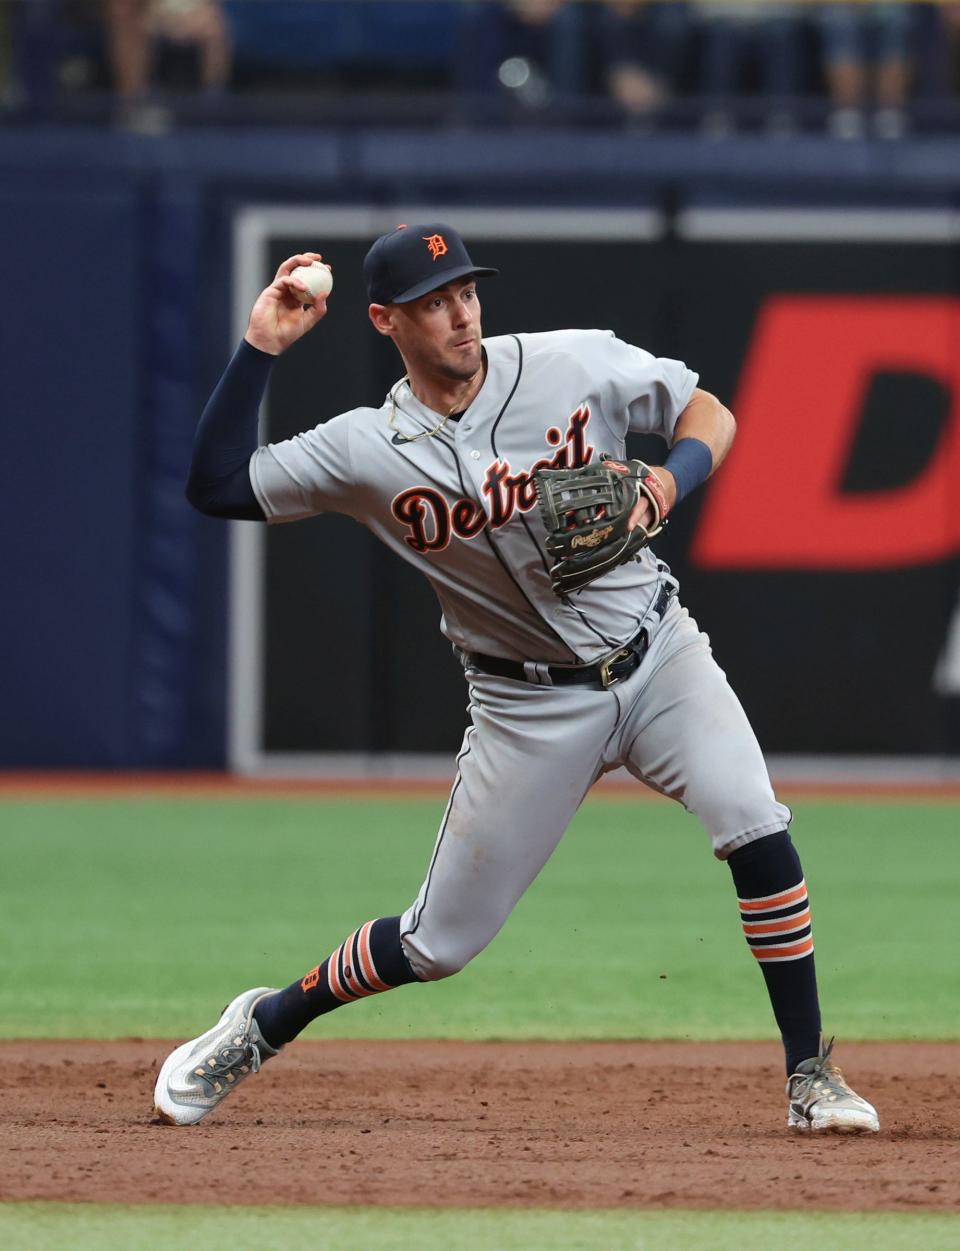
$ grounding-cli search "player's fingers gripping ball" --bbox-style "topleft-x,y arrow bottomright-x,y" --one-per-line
534,455 -> 670,595
290,261 -> 333,304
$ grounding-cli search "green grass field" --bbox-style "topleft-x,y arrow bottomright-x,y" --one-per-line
3,793 -> 958,1251
1,796 -> 957,1041
2,1203 -> 959,1251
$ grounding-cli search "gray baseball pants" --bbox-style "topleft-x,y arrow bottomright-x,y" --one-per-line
400,597 -> 790,981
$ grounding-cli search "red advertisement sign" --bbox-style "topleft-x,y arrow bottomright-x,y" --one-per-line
694,296 -> 960,570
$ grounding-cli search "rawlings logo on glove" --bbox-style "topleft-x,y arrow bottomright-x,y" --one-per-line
571,525 -> 614,550
533,455 -> 670,595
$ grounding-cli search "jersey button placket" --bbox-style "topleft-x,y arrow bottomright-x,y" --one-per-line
454,421 -> 479,478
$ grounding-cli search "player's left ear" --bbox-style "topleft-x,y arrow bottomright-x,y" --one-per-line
368,303 -> 396,337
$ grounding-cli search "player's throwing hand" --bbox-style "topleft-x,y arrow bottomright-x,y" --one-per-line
245,253 -> 330,356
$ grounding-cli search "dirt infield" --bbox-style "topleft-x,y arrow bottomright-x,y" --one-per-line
2,1039 -> 958,1211
3,770 -> 960,801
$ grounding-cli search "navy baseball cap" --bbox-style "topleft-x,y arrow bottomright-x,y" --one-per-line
364,222 -> 498,304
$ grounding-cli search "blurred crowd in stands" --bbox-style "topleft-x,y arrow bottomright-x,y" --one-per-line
4,1 -> 960,137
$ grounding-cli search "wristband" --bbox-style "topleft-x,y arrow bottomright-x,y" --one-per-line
664,437 -> 713,505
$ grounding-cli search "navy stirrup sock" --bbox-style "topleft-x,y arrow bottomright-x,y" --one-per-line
726,830 -> 822,1075
253,915 -> 420,1049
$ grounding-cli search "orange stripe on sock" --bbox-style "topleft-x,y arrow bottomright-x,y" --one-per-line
751,935 -> 814,962
357,921 -> 392,993
342,931 -> 379,998
326,939 -> 357,1002
738,882 -> 807,912
742,908 -> 811,936
341,933 -> 362,996
325,942 -> 345,999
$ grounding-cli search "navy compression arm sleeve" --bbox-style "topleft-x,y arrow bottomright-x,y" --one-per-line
186,339 -> 275,520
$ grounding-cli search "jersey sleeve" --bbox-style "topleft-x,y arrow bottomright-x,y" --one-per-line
249,411 -> 357,522
600,332 -> 699,444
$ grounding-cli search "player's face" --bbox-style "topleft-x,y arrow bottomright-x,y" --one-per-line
389,279 -> 483,383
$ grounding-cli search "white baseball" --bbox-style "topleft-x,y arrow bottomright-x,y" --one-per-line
290,261 -> 333,303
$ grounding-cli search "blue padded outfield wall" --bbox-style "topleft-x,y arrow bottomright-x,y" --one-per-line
1,177 -> 142,766
2,127 -> 959,767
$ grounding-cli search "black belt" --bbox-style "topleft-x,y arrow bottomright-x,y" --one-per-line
468,583 -> 675,691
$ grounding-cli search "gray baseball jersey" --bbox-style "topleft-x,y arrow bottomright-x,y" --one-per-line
251,329 -> 695,662
249,328 -> 789,981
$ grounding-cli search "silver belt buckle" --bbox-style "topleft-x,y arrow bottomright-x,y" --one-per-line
599,647 -> 632,689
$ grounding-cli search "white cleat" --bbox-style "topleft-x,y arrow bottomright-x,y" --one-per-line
786,1037 -> 879,1134
153,987 -> 280,1126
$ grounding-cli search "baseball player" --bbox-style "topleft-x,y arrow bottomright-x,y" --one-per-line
154,223 -> 879,1135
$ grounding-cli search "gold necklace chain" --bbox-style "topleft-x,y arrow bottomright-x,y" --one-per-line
388,373 -> 479,444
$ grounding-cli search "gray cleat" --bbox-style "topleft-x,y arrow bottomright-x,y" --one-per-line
786,1037 -> 879,1134
153,987 -> 280,1126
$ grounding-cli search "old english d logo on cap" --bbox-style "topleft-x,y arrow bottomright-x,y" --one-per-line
363,222 -> 498,304
423,233 -> 448,261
